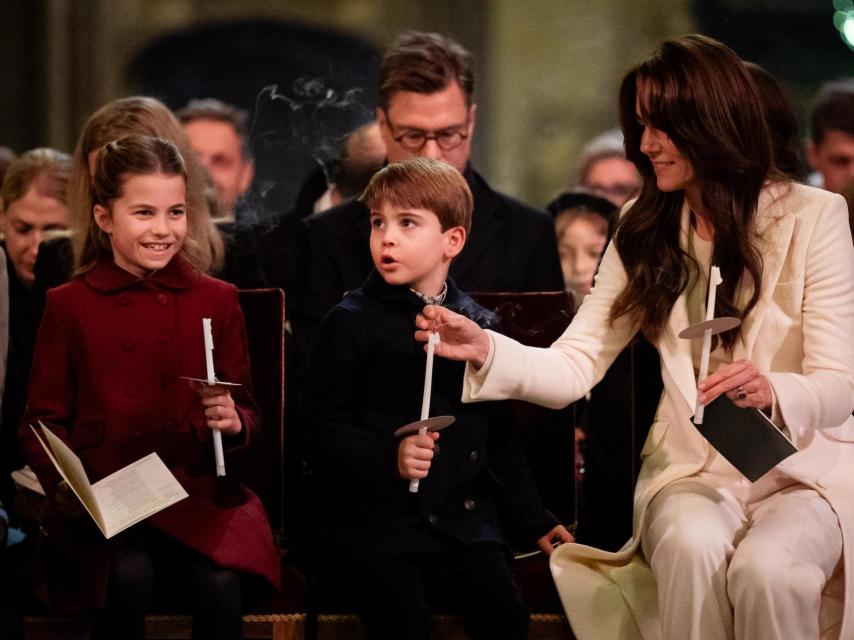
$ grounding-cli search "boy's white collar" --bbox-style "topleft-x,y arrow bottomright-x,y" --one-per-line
409,281 -> 448,306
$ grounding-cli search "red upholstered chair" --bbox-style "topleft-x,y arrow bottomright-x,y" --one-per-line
470,291 -> 577,616
234,288 -> 305,616
470,290 -> 577,526
233,288 -> 287,543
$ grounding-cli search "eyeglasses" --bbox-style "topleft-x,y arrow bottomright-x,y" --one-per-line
384,112 -> 470,152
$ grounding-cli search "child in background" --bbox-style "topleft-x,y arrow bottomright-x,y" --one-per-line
19,135 -> 278,640
306,157 -> 572,640
546,191 -> 617,309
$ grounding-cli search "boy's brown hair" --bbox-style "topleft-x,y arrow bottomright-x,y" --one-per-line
361,157 -> 472,234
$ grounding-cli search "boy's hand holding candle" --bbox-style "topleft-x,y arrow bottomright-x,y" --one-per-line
397,431 -> 439,480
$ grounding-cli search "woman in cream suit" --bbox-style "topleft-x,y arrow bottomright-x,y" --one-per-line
416,35 -> 854,640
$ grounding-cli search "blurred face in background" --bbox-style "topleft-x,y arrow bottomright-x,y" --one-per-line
808,129 -> 854,194
1,174 -> 69,286
183,118 -> 253,216
582,156 -> 641,207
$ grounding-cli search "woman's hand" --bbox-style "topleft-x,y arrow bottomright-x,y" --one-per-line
698,359 -> 773,411
190,382 -> 243,436
415,305 -> 490,369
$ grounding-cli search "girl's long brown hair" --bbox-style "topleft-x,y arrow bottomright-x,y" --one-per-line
610,35 -> 776,350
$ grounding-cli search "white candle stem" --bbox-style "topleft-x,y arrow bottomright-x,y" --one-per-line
203,318 -> 216,384
202,318 -> 226,476
410,333 -> 440,493
694,266 -> 722,423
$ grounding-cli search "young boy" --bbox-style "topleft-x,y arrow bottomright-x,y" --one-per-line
305,157 -> 571,639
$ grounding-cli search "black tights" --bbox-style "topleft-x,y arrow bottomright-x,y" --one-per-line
93,529 -> 243,640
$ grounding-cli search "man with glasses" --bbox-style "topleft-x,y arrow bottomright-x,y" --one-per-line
299,30 -> 563,331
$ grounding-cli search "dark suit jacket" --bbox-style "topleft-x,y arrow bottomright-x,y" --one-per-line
299,166 -> 564,329
305,271 -> 557,559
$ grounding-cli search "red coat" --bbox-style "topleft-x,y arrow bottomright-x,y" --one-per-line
20,256 -> 280,611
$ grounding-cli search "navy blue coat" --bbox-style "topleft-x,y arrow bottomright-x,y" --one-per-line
305,271 -> 557,559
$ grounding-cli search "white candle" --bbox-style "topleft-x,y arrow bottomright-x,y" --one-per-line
203,318 -> 215,384
202,318 -> 226,477
410,332 -> 440,493
694,266 -> 722,423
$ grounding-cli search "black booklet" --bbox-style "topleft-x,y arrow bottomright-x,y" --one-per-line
693,394 -> 798,482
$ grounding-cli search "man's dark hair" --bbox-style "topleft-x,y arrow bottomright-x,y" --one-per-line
809,78 -> 854,144
176,98 -> 252,158
378,31 -> 474,110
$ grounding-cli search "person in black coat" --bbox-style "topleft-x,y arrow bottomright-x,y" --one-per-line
305,158 -> 570,640
296,31 -> 563,334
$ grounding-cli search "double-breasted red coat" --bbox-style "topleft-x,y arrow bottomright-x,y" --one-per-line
19,255 -> 280,611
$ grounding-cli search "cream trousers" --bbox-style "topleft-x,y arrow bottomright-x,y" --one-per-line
641,470 -> 842,640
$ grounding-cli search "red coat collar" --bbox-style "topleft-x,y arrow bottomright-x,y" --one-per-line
83,255 -> 200,293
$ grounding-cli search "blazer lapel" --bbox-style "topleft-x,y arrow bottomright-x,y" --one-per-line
658,203 -> 699,412
658,185 -> 798,403
736,185 -> 797,358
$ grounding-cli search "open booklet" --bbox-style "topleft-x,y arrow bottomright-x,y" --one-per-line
30,422 -> 188,539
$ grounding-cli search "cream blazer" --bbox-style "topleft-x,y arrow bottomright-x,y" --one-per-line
463,183 -> 854,640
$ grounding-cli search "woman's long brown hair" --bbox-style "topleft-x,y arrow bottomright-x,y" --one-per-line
610,35 -> 775,351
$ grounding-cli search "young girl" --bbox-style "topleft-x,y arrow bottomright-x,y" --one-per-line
20,135 -> 278,640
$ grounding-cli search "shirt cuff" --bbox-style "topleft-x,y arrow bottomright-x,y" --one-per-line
764,378 -> 791,440
462,331 -> 497,400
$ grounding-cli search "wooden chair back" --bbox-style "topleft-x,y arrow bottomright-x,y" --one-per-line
470,291 -> 577,527
233,288 -> 286,543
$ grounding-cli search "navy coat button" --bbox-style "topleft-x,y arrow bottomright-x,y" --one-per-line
463,499 -> 476,511
427,514 -> 438,525
469,450 -> 478,462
